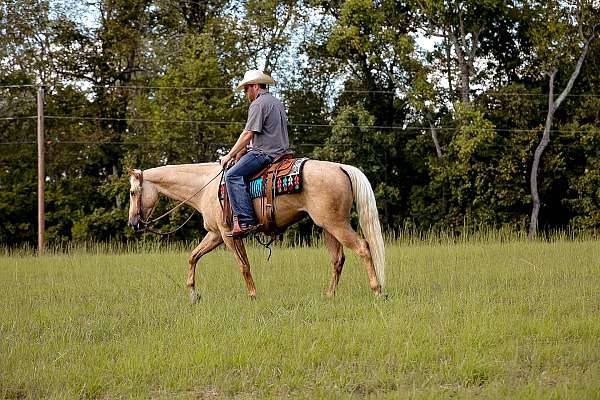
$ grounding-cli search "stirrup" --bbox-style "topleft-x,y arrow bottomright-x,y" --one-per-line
226,222 -> 263,238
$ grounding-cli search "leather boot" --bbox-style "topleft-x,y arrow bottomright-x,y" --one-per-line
226,216 -> 262,238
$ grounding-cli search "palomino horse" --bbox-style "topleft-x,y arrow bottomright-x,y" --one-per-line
128,161 -> 385,302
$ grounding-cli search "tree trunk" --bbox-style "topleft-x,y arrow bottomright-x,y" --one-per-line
426,112 -> 442,158
113,164 -> 121,209
528,38 -> 592,239
444,33 -> 453,98
449,31 -> 471,105
528,70 -> 556,240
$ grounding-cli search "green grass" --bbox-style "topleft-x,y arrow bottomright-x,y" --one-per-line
1,238 -> 600,399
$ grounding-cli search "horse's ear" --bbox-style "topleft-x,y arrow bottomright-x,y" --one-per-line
127,168 -> 134,177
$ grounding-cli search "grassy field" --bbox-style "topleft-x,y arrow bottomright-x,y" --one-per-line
1,237 -> 600,399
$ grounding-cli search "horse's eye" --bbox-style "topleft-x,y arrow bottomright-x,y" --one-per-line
130,191 -> 135,196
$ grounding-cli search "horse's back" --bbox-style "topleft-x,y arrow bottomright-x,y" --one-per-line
265,160 -> 353,228
303,159 -> 354,204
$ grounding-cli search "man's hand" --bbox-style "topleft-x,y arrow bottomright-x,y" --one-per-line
220,154 -> 233,169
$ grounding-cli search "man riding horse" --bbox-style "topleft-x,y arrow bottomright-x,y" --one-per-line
219,70 -> 292,238
128,70 -> 385,301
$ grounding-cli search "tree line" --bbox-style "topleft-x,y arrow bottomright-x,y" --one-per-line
0,0 -> 599,246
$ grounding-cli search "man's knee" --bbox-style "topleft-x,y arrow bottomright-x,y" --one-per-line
225,168 -> 241,184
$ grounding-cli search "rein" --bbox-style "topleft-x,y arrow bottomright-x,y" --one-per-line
255,233 -> 279,261
138,168 -> 224,236
142,211 -> 198,236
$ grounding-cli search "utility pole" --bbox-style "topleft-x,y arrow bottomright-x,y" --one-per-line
37,86 -> 45,253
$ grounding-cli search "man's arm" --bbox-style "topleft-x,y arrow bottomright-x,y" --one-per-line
220,130 -> 254,167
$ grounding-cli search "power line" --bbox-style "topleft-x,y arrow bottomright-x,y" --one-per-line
0,140 -> 346,147
40,114 -> 460,130
2,83 -> 600,98
44,115 -> 244,125
4,112 -> 596,134
0,116 -> 36,121
1,126 -> 596,147
48,140 -> 231,146
40,115 -> 598,134
86,85 -> 233,91
0,85 -> 37,89
54,87 -> 600,98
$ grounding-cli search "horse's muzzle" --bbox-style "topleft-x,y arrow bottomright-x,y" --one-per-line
129,216 -> 145,232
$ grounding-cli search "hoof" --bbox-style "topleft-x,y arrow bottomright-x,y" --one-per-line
189,288 -> 200,304
376,292 -> 389,301
325,290 -> 335,299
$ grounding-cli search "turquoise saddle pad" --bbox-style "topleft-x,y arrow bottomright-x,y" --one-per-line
219,158 -> 309,200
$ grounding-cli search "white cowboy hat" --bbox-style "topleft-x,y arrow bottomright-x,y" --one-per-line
235,70 -> 277,91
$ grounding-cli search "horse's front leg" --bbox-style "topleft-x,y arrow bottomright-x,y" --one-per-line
223,236 -> 256,299
187,231 -> 223,303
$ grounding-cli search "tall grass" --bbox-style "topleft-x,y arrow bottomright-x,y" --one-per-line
2,226 -> 597,257
1,236 -> 599,398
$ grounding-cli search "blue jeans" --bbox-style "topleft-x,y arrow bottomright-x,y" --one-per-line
225,150 -> 273,226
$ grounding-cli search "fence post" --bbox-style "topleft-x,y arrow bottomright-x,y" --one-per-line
37,86 -> 45,253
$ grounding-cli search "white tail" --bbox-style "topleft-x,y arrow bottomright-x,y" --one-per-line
339,164 -> 386,289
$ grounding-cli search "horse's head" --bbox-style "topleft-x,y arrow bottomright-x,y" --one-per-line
128,169 -> 159,231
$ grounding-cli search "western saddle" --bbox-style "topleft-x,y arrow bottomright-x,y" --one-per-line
220,154 -> 308,237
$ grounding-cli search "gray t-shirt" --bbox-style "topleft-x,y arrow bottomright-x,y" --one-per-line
244,92 -> 290,158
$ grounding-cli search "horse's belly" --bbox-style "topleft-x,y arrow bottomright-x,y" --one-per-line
252,194 -> 305,228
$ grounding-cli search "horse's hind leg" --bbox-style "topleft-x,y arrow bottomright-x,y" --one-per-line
324,229 -> 345,298
223,237 -> 257,299
187,231 -> 223,303
325,222 -> 382,297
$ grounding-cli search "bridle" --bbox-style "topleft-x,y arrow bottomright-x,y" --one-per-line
132,168 -> 225,236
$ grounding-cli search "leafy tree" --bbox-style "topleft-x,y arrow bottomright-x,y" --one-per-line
409,105 -> 500,230
564,123 -> 600,230
526,0 -> 599,238
413,0 -> 511,105
283,88 -> 330,157
2,0 -> 600,246
312,105 -> 402,226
